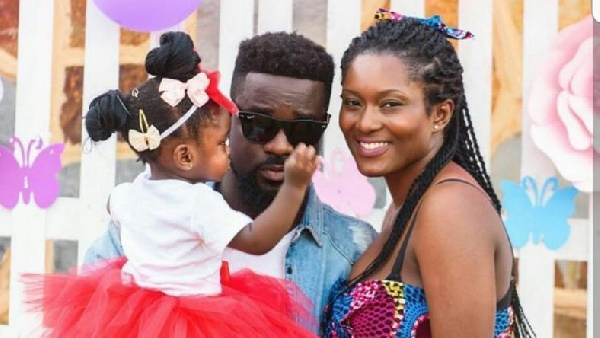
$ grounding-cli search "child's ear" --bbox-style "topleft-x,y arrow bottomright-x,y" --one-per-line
173,144 -> 194,171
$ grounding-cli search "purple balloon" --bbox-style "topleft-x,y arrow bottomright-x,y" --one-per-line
93,0 -> 203,32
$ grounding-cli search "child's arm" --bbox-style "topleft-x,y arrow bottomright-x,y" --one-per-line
228,144 -> 319,255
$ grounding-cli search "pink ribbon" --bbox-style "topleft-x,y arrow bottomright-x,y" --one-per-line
158,72 -> 210,108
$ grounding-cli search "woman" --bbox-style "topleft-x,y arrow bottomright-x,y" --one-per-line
323,10 -> 534,337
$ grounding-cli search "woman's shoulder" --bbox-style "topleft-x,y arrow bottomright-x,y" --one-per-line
423,163 -> 495,212
413,167 -> 501,249
420,177 -> 497,226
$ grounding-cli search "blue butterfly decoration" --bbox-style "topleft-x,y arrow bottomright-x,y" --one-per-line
500,176 -> 578,250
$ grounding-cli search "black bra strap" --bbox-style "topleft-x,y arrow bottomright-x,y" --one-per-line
435,178 -> 486,195
496,281 -> 513,310
388,205 -> 421,281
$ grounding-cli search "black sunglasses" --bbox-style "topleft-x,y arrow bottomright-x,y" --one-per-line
237,111 -> 330,146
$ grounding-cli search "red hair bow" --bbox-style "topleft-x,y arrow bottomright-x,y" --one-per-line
199,63 -> 239,116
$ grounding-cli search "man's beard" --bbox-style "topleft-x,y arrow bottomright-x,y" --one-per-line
231,156 -> 285,215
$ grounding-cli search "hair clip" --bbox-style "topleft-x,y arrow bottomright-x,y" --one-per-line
375,8 -> 474,40
129,109 -> 160,152
374,7 -> 403,21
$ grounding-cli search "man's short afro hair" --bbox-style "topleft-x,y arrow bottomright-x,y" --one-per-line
231,32 -> 335,107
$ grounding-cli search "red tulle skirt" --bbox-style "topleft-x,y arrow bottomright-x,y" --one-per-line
22,258 -> 316,337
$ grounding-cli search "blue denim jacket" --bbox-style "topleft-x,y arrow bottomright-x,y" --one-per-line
84,185 -> 376,334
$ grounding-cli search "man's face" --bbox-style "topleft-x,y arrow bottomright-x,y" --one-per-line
229,72 -> 328,212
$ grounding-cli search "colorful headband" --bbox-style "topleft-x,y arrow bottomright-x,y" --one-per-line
374,8 -> 474,40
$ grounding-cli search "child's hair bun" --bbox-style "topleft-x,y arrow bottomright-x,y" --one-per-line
145,31 -> 201,82
85,90 -> 130,142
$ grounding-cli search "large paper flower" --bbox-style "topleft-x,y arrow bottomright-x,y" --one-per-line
528,16 -> 597,191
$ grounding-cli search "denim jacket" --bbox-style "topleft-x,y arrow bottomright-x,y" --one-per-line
84,184 -> 376,334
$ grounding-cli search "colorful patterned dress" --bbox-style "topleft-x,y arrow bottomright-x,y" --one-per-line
323,178 -> 514,337
324,278 -> 513,337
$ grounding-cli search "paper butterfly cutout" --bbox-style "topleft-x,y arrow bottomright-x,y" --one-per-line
0,137 -> 65,209
501,176 -> 578,250
312,148 -> 376,217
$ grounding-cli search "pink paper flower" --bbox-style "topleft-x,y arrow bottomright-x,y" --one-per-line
528,16 -> 597,191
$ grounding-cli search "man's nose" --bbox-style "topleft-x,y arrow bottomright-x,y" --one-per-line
264,129 -> 293,156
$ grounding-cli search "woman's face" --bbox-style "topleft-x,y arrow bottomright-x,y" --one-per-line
339,53 -> 447,178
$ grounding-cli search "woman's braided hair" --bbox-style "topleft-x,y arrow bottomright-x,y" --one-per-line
339,18 -> 535,337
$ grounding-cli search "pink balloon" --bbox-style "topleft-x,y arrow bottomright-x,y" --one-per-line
93,0 -> 203,32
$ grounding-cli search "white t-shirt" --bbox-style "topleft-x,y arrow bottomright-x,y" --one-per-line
110,171 -> 251,296
224,231 -> 294,279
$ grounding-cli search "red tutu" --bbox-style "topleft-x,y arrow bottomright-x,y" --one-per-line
22,257 -> 316,337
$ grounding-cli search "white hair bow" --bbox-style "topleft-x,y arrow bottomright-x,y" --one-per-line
129,109 -> 161,152
159,72 -> 210,107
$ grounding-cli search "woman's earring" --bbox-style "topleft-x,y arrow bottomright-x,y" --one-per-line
433,125 -> 439,131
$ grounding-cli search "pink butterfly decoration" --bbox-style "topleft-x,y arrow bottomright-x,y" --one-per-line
0,137 -> 65,209
312,148 -> 376,217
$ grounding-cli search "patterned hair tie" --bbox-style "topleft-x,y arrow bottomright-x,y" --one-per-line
374,8 -> 474,40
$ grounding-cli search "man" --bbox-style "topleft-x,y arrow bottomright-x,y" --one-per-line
84,32 -> 376,333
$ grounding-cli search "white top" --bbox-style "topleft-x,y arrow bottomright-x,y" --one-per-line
110,171 -> 251,296
224,231 -> 294,279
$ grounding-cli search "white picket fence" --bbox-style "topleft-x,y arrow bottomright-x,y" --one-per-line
0,0 -> 593,337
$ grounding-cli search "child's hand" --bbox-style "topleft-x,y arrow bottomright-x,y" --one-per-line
284,143 -> 319,189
